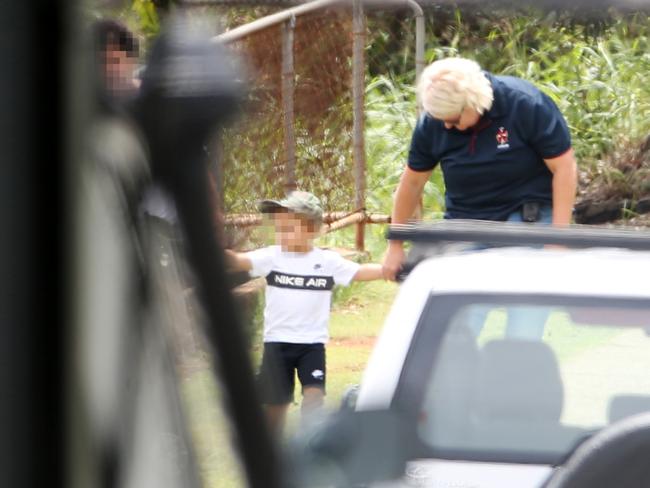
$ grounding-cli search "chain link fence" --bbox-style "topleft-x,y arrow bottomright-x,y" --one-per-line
220,4 -> 355,215
208,0 -> 423,249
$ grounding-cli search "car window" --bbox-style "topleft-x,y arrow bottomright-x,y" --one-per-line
413,295 -> 650,464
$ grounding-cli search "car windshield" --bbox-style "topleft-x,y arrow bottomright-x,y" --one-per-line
416,294 -> 650,464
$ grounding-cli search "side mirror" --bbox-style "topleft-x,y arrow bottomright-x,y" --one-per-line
287,409 -> 414,488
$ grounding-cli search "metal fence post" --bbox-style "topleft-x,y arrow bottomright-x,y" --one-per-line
215,0 -> 426,246
407,0 -> 426,219
413,1 -> 425,113
282,15 -> 297,194
352,0 -> 366,251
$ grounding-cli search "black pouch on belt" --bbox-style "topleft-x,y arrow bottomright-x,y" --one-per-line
521,201 -> 541,222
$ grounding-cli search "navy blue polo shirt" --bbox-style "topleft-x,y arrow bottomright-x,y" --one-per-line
408,73 -> 572,220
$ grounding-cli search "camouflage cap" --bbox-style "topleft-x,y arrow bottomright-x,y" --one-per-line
259,190 -> 323,222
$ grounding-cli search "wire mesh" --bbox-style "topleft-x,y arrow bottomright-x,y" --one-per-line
210,2 -> 423,248
220,5 -> 355,216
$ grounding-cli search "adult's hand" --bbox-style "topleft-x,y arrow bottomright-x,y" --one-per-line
383,167 -> 431,281
382,241 -> 406,282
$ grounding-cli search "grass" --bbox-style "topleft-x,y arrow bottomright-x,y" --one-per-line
319,280 -> 397,405
179,278 -> 398,488
477,308 -> 623,362
542,311 -> 624,362
180,367 -> 248,488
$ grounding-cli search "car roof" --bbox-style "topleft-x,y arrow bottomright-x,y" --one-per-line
356,245 -> 650,411
414,246 -> 650,297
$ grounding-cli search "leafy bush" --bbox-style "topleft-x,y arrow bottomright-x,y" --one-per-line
365,9 -> 650,209
365,76 -> 445,218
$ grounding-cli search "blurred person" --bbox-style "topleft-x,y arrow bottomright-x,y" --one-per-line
382,57 -> 578,338
80,16 -> 244,485
93,19 -> 183,227
226,191 -> 384,435
93,19 -> 140,103
92,17 -> 190,355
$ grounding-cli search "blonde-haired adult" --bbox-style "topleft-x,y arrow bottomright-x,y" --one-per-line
383,56 -> 578,281
418,57 -> 494,122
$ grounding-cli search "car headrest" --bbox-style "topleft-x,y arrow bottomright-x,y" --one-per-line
427,323 -> 478,398
476,340 -> 563,422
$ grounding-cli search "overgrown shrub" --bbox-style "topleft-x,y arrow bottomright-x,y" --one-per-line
366,8 -> 650,211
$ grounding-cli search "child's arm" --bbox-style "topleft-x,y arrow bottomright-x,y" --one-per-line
224,249 -> 253,272
352,263 -> 385,282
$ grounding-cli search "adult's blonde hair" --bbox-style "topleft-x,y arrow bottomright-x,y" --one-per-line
417,57 -> 494,119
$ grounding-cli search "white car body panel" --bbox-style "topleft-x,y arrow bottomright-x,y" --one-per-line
357,247 -> 650,410
355,259 -> 434,410
374,460 -> 553,488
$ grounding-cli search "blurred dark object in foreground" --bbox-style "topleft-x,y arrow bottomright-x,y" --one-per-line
130,15 -> 283,488
1,1 -> 280,486
0,0 -> 64,486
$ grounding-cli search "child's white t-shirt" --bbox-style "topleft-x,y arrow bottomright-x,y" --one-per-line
246,245 -> 360,344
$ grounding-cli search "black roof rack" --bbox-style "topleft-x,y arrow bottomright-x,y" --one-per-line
387,220 -> 650,251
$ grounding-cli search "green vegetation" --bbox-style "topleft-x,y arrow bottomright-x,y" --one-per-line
180,279 -> 397,487
365,9 -> 650,209
110,3 -> 650,218
180,368 -> 248,488
477,308 -> 622,362
543,311 -> 624,362
365,76 -> 446,217
92,4 -> 650,485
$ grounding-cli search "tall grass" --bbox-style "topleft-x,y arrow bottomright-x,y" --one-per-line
365,11 -> 650,205
364,76 -> 446,219
462,12 -> 650,167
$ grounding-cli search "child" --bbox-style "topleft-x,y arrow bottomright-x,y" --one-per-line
226,191 -> 384,435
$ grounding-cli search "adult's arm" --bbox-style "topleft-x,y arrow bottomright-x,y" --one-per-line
382,166 -> 432,281
544,148 -> 577,226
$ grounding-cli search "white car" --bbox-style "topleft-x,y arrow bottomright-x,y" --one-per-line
292,221 -> 650,488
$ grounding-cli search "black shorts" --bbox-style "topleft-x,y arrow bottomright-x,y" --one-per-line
257,342 -> 326,405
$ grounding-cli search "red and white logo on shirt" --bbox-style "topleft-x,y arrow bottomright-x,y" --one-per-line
496,126 -> 510,149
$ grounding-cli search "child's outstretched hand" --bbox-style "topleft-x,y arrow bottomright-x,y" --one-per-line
352,263 -> 386,282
